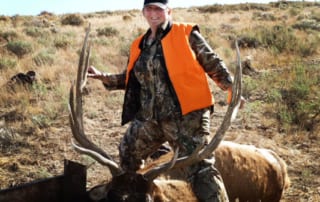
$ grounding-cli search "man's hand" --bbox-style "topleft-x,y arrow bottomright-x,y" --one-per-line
227,88 -> 246,109
87,66 -> 112,86
87,66 -> 103,80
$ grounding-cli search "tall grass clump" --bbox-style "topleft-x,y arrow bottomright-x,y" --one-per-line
54,35 -> 72,49
61,14 -> 84,26
268,63 -> 320,132
96,27 -> 119,37
6,41 -> 33,58
292,19 -> 320,31
24,27 -> 46,38
33,50 -> 55,66
0,58 -> 17,70
239,25 -> 319,57
296,34 -> 319,57
0,30 -> 18,42
258,25 -> 297,54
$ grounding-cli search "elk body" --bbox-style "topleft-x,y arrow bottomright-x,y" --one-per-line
143,141 -> 290,202
69,27 -> 242,202
214,141 -> 290,202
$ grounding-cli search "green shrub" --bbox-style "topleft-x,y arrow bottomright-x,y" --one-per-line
198,4 -> 224,13
252,12 -> 276,21
31,114 -> 51,128
275,63 -> 320,131
242,76 -> 258,99
266,88 -> 282,103
237,24 -> 312,55
292,19 -> 320,31
96,27 -> 119,37
296,35 -> 319,57
54,36 -> 71,49
6,41 -> 33,57
33,51 -> 55,66
0,30 -> 18,42
24,27 -> 45,38
0,58 -> 17,70
288,7 -> 301,17
247,25 -> 317,56
259,25 -> 297,54
61,14 -> 84,26
237,3 -> 270,11
198,3 -> 270,13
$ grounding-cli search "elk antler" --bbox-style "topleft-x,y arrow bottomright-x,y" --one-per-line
69,24 -> 122,176
144,40 -> 243,178
144,146 -> 180,180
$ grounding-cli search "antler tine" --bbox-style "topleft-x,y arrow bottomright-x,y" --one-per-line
76,24 -> 90,121
69,24 -> 122,176
197,39 -> 242,159
145,39 -> 243,171
144,147 -> 180,180
81,30 -> 90,90
72,140 -> 120,172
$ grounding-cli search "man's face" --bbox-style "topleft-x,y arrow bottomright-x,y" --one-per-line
143,5 -> 170,30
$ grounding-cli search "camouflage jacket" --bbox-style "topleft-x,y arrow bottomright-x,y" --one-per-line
103,21 -> 232,125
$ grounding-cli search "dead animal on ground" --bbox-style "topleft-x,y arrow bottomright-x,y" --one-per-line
148,141 -> 290,202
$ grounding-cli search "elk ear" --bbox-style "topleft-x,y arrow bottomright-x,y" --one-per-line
88,183 -> 111,201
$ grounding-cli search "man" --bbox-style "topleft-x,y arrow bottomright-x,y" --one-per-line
87,0 -> 243,201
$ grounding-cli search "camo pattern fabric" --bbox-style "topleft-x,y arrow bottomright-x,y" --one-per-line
102,26 -> 233,95
119,108 -> 229,202
132,29 -> 182,121
189,160 -> 229,202
104,23 -> 231,202
119,108 -> 211,171
102,25 -> 232,122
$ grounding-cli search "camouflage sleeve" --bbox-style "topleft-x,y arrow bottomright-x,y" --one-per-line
102,70 -> 126,90
189,28 -> 233,91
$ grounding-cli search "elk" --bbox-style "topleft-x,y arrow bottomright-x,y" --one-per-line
147,141 -> 290,202
215,141 -> 290,202
68,26 -> 242,202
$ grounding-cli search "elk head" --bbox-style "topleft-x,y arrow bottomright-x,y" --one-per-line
69,26 -> 242,201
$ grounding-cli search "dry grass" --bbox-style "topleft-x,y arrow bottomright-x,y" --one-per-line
0,2 -> 319,201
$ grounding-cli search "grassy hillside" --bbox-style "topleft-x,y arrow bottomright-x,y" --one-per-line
0,2 -> 319,201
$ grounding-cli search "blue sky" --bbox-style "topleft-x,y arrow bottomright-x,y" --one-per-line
0,0 -> 286,16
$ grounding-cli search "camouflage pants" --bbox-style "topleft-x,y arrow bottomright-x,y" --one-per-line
119,108 -> 229,202
187,160 -> 229,202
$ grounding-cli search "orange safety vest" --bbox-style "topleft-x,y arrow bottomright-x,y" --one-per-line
126,23 -> 214,115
